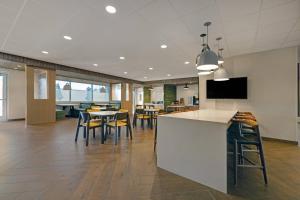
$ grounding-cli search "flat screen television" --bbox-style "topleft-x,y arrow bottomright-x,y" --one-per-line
206,77 -> 247,99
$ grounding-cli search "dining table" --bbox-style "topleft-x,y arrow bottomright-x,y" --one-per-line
89,111 -> 118,144
144,108 -> 159,129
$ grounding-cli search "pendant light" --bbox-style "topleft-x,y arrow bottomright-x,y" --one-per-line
196,22 -> 218,71
216,37 -> 224,64
100,86 -> 106,93
198,70 -> 213,76
184,84 -> 189,89
214,64 -> 229,81
63,82 -> 71,90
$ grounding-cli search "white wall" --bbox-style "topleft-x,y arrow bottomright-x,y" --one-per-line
151,86 -> 164,102
177,84 -> 198,105
199,47 -> 298,141
0,68 -> 26,120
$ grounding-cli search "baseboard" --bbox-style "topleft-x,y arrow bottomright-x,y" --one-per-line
262,137 -> 298,145
7,118 -> 25,121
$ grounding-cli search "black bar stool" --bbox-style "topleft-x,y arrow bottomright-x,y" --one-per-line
228,117 -> 268,185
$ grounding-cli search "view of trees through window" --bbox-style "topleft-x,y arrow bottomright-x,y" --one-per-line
55,80 -> 110,102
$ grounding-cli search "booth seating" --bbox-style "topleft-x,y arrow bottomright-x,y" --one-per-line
56,109 -> 65,120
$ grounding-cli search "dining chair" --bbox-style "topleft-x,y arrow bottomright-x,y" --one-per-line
133,108 -> 150,129
75,112 -> 101,146
106,111 -> 132,145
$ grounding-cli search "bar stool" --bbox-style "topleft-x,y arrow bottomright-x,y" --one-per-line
228,117 -> 268,185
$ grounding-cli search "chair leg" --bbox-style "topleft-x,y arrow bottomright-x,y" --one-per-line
115,126 -> 118,145
129,124 -> 133,140
258,142 -> 268,184
75,126 -> 80,142
93,128 -> 96,138
118,127 -> 121,137
126,126 -> 129,137
86,128 -> 89,146
233,139 -> 238,185
142,119 -> 144,130
154,121 -> 157,152
83,128 -> 86,139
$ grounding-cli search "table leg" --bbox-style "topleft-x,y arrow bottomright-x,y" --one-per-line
101,116 -> 105,144
150,112 -> 153,129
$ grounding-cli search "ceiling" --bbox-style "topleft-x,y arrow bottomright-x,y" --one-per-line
0,0 -> 299,81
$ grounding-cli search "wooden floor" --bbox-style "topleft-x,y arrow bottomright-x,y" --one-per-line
0,119 -> 300,200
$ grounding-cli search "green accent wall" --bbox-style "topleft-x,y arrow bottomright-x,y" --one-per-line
144,87 -> 151,103
164,84 -> 176,109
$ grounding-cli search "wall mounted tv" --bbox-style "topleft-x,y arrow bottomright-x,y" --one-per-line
206,77 -> 247,99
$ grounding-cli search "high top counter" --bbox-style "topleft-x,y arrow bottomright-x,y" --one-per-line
157,109 -> 237,193
160,109 -> 236,123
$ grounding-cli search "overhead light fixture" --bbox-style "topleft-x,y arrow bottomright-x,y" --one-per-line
149,86 -> 154,91
214,64 -> 229,81
105,5 -> 117,14
63,35 -> 72,40
160,44 -> 167,49
124,71 -> 128,74
216,37 -> 224,64
41,51 -> 49,54
120,56 -> 125,60
148,67 -> 153,70
198,70 -> 213,76
63,82 -> 71,90
184,84 -> 189,89
196,22 -> 218,71
184,61 -> 190,65
14,67 -> 18,70
100,86 -> 106,93
167,74 -> 171,77
144,76 -> 148,79
93,63 -> 98,67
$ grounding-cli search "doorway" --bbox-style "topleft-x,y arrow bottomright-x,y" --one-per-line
0,73 -> 7,121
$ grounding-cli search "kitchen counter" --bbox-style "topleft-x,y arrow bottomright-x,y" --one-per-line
157,109 -> 237,193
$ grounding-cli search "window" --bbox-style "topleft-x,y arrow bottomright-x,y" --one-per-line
71,82 -> 92,102
93,84 -> 110,102
112,83 -> 121,101
55,79 -> 111,102
56,80 -> 71,101
34,69 -> 48,99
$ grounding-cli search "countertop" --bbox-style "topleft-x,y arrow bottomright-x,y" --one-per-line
159,109 -> 237,124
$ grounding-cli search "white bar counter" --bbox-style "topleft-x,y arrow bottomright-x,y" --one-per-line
157,109 -> 237,193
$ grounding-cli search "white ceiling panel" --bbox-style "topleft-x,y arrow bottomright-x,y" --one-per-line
0,0 -> 299,81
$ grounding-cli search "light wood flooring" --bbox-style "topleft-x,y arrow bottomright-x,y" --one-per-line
0,119 -> 300,200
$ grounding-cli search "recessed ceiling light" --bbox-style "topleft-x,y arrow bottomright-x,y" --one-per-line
184,61 -> 190,64
93,63 -> 98,67
144,76 -> 148,79
14,67 -> 18,70
167,74 -> 171,77
148,67 -> 153,70
17,65 -> 22,68
105,5 -> 117,14
63,35 -> 72,40
120,56 -> 125,60
160,44 -> 167,49
124,72 -> 128,74
41,51 -> 48,54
